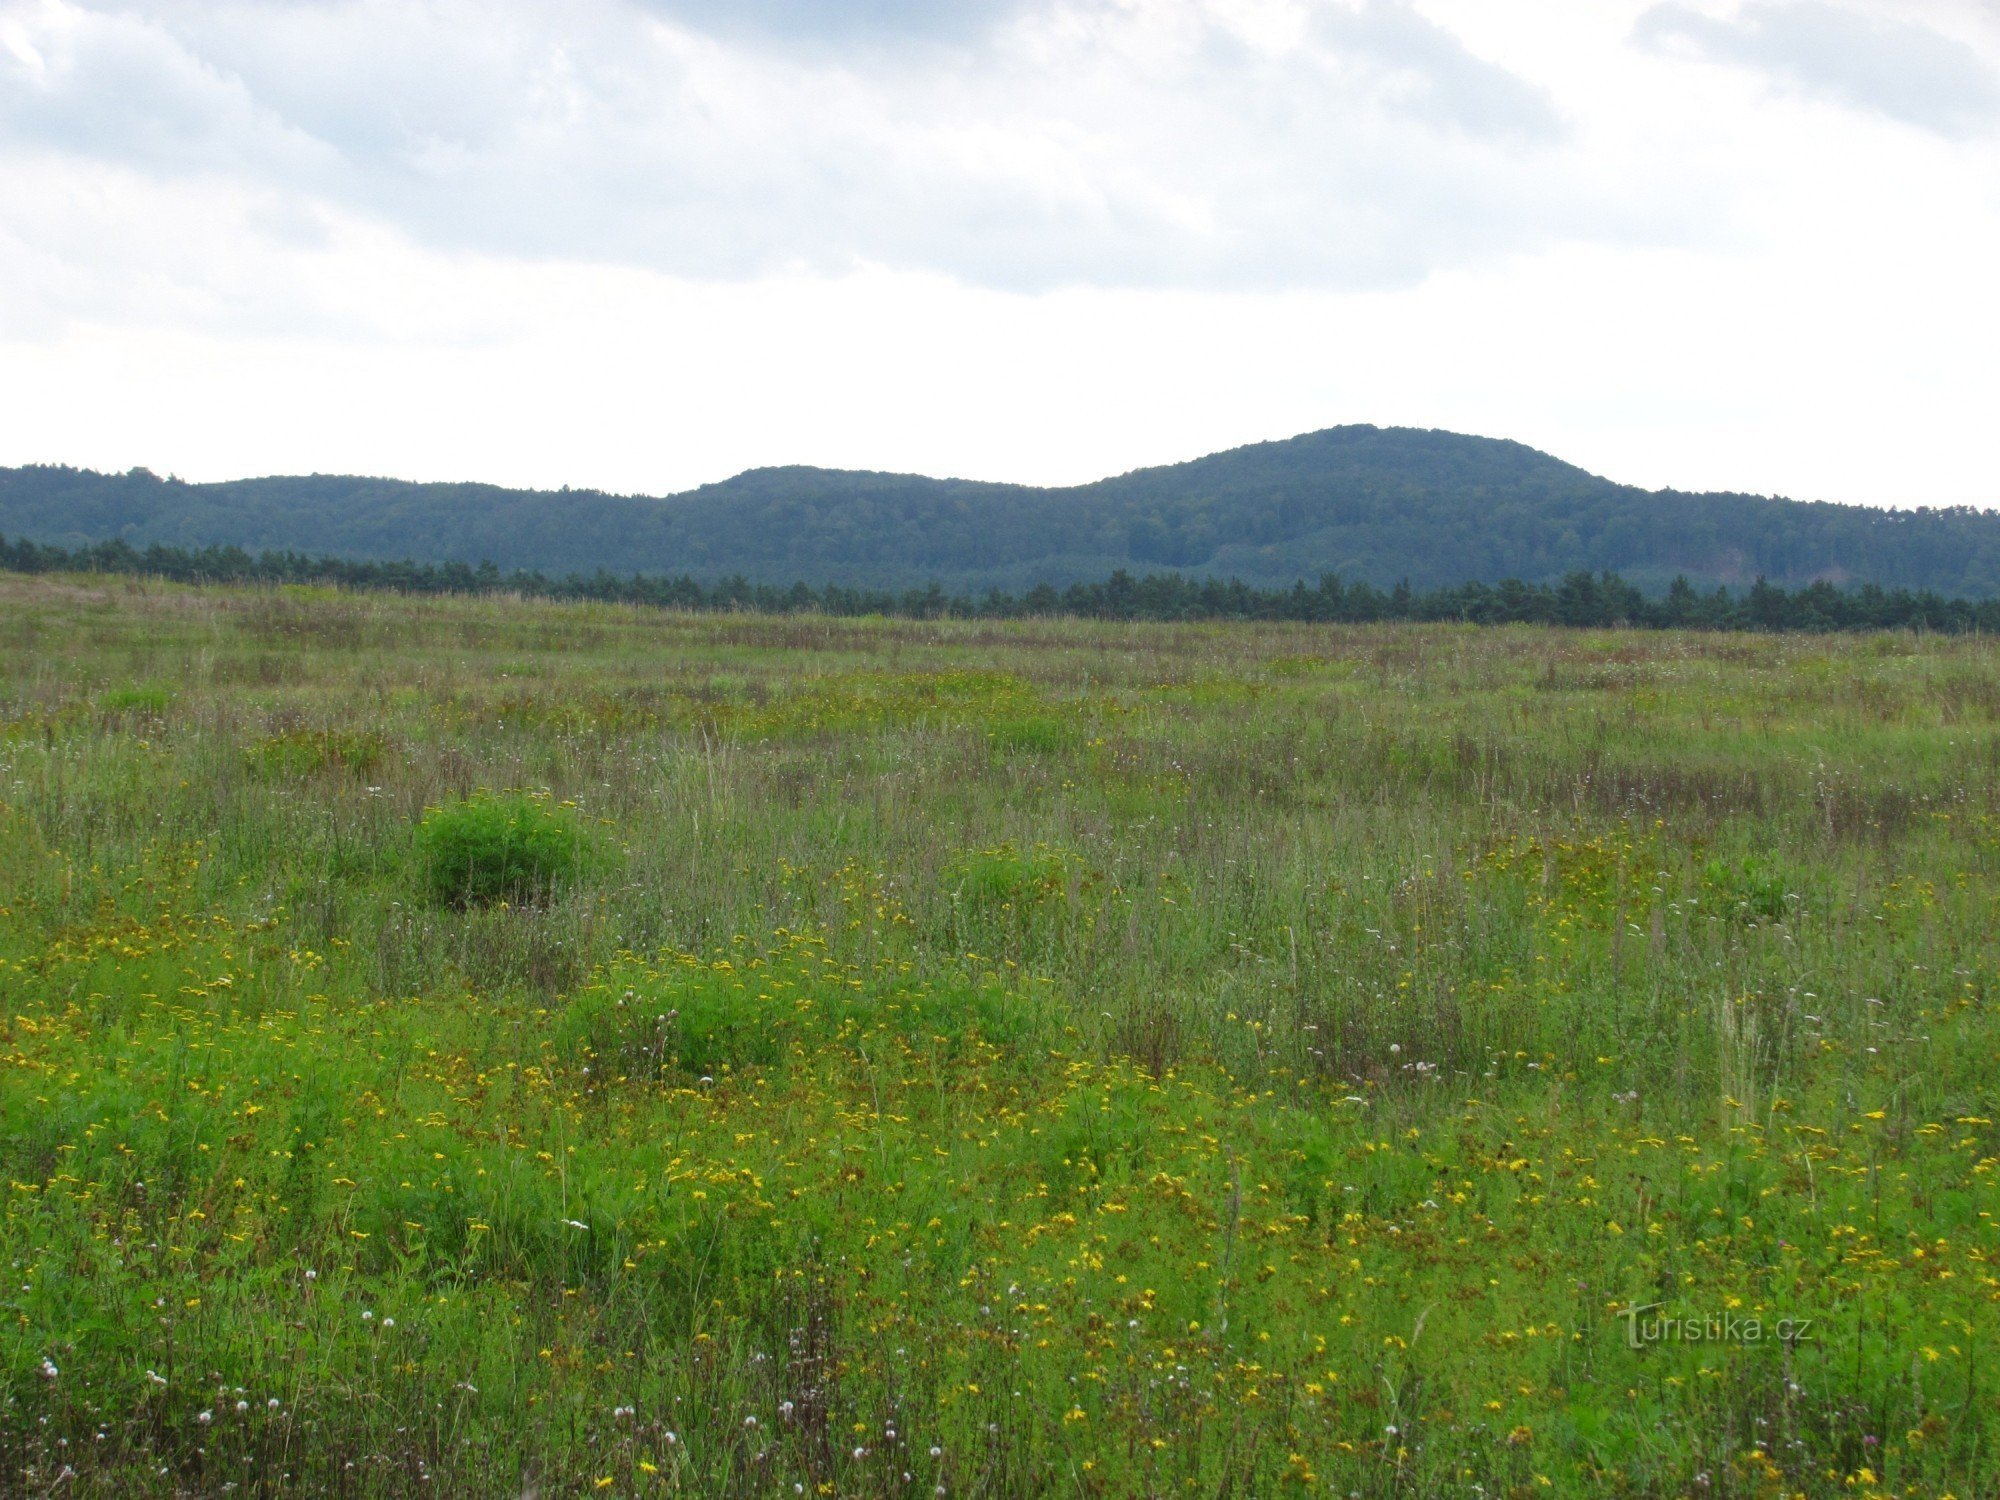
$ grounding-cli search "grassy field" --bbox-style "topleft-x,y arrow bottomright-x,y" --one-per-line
0,572 -> 1995,1498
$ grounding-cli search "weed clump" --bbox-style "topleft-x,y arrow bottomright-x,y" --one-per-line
946,841 -> 1080,915
245,726 -> 386,778
984,713 -> 1075,757
101,683 -> 173,715
1702,854 -> 1794,922
417,792 -> 596,907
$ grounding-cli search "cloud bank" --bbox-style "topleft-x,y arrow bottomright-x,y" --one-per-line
0,0 -> 1611,292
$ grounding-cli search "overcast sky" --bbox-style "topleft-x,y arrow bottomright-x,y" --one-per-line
2,0 -> 1996,504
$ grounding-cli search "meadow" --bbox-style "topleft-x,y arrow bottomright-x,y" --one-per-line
0,571 -> 1994,1498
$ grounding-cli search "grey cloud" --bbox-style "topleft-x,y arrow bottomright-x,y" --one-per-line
625,0 -> 1033,46
1316,1 -> 1566,142
0,8 -> 328,176
1635,2 -> 2000,137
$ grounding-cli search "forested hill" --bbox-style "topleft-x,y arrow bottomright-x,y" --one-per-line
6,425 -> 1999,595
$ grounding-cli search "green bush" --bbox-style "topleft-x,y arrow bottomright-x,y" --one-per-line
416,793 -> 597,907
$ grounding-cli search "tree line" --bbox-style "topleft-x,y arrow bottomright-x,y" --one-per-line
3,533 -> 1994,633
12,428 -> 2000,595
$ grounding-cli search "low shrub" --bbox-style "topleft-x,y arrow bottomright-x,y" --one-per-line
416,792 -> 597,907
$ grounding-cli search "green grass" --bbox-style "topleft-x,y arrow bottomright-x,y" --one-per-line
0,572 -> 1995,1497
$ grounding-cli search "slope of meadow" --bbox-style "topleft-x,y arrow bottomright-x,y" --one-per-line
0,574 -> 1995,1497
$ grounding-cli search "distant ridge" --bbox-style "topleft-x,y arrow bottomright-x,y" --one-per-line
5,426 -> 1998,596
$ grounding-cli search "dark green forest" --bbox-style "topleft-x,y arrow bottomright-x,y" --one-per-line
7,425 -> 1999,595
5,531 -> 1996,634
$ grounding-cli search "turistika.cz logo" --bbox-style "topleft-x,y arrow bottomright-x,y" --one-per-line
1617,1305 -> 1815,1349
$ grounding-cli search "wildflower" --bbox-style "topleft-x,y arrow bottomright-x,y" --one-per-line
39,1357 -> 57,1380
197,1411 -> 213,1425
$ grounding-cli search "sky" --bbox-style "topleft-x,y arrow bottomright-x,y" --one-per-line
1,0 -> 1997,506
